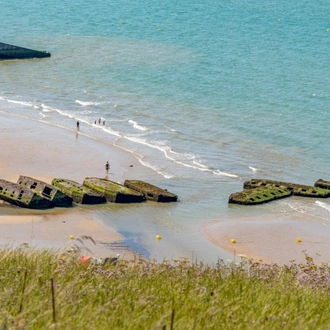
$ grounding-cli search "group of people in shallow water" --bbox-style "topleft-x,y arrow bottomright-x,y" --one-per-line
76,118 -> 106,131
95,118 -> 105,125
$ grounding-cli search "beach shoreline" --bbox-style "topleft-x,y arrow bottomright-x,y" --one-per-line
0,110 -> 152,260
2,110 -> 330,265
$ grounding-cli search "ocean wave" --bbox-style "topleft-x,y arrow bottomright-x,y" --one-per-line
128,119 -> 149,131
249,166 -> 258,172
41,103 -> 58,112
7,99 -> 34,107
76,100 -> 101,106
315,201 -> 330,212
125,135 -> 238,178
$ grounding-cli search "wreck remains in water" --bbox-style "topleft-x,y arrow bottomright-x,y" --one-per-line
0,42 -> 51,60
229,178 -> 330,206
18,175 -> 73,207
83,177 -> 145,203
0,179 -> 52,209
52,178 -> 106,204
244,179 -> 330,198
228,186 -> 292,205
124,180 -> 178,202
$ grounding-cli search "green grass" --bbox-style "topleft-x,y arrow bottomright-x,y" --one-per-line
1,246 -> 330,329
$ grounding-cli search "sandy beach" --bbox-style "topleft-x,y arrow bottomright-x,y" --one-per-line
2,110 -> 330,265
0,110 -> 153,260
203,212 -> 330,265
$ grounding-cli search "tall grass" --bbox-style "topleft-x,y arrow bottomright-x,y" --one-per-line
1,246 -> 330,329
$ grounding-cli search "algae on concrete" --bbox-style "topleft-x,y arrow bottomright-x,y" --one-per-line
229,185 -> 292,205
124,180 -> 178,202
52,178 -> 106,204
0,179 -> 52,209
315,179 -> 330,190
244,179 -> 330,198
18,175 -> 73,207
83,178 -> 145,203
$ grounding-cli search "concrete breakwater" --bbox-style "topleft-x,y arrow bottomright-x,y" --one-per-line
229,178 -> 330,205
0,42 -> 51,60
0,176 -> 178,209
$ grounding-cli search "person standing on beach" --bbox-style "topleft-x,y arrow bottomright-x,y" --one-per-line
76,121 -> 80,130
105,161 -> 110,172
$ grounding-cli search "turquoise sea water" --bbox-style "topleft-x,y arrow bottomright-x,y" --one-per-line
1,0 -> 330,262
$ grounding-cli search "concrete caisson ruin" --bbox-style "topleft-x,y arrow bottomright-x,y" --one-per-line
124,180 -> 178,202
17,175 -> 73,207
244,179 -> 330,198
83,177 -> 145,203
0,179 -> 52,209
0,42 -> 51,60
52,178 -> 106,204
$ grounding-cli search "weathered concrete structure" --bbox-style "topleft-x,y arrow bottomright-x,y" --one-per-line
229,186 -> 292,205
244,179 -> 330,198
18,175 -> 73,207
314,179 -> 330,190
83,178 -> 145,203
0,179 -> 52,209
0,42 -> 51,60
124,180 -> 178,202
52,178 -> 106,204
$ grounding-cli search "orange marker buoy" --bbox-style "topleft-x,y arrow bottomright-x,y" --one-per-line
296,238 -> 302,243
69,235 -> 74,240
156,235 -> 162,240
230,239 -> 236,244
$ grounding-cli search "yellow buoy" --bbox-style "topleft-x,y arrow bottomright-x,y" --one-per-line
296,238 -> 302,243
69,235 -> 74,240
156,235 -> 162,240
230,239 -> 236,244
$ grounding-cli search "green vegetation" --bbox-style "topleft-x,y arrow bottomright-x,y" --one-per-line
294,186 -> 330,197
1,246 -> 330,329
229,186 -> 292,205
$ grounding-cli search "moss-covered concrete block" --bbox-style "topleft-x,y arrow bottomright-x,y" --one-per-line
229,186 -> 292,205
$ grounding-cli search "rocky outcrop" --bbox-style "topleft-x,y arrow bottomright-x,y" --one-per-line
124,180 -> 178,202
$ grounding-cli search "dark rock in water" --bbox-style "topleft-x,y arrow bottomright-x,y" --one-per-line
244,179 -> 330,198
52,178 -> 106,204
229,186 -> 292,205
0,179 -> 52,209
124,180 -> 178,202
0,42 -> 51,60
17,175 -> 73,207
83,177 -> 145,203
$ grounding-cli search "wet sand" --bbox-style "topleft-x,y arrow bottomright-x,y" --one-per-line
0,110 -> 152,259
203,214 -> 330,265
3,110 -> 330,265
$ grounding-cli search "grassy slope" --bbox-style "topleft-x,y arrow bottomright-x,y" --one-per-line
1,247 -> 330,329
